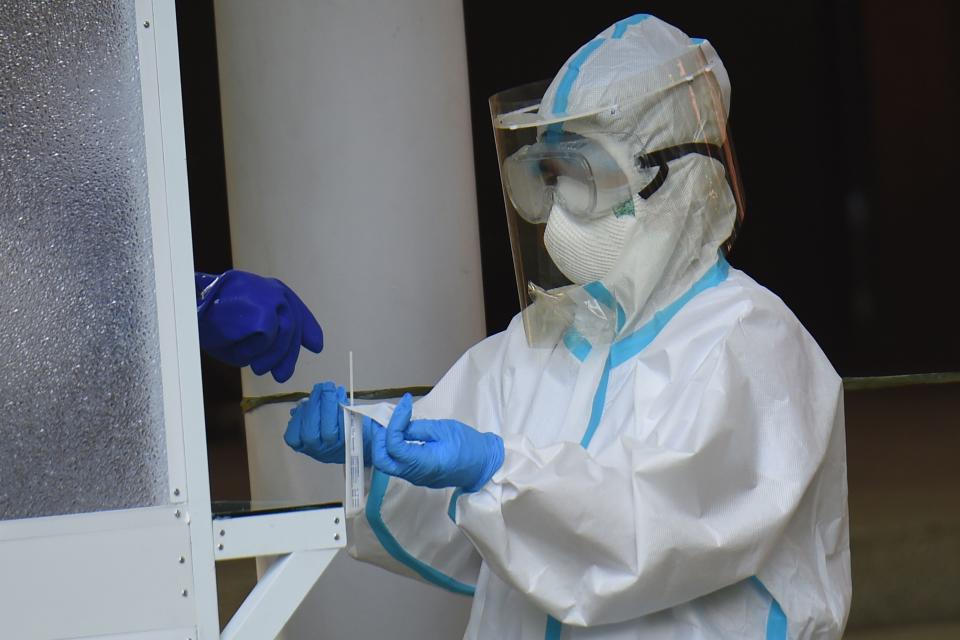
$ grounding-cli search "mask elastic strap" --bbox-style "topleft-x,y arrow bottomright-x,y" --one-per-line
634,143 -> 724,199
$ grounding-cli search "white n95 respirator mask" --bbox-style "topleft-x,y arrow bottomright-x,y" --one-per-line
542,198 -> 639,285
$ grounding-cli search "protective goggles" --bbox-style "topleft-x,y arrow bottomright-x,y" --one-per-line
502,132 -> 633,224
503,132 -> 725,224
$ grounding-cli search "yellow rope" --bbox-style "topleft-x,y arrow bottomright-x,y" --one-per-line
840,371 -> 960,391
240,386 -> 434,413
240,373 -> 960,413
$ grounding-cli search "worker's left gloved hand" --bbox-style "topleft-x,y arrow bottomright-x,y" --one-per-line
369,394 -> 504,492
284,381 -> 375,465
196,270 -> 323,383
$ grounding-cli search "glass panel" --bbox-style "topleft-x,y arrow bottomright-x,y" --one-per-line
0,1 -> 167,519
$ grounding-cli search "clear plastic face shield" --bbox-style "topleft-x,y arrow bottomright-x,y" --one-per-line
489,45 -> 745,347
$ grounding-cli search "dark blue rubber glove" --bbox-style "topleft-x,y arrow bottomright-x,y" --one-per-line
284,381 -> 374,465
370,394 -> 504,492
196,270 -> 322,383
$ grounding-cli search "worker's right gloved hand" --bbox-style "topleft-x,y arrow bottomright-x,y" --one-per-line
369,394 -> 504,492
283,381 -> 373,465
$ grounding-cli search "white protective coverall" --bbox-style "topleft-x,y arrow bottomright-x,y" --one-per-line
347,15 -> 851,640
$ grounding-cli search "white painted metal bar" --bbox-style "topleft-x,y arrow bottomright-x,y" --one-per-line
220,550 -> 340,640
0,505 -> 181,542
0,507 -> 195,638
135,0 -> 188,509
136,2 -> 221,637
213,507 -> 346,561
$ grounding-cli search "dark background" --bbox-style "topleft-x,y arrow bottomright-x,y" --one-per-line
176,0 -> 960,455
175,2 -> 244,484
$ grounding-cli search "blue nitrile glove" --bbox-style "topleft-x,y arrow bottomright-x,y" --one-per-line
370,393 -> 504,492
195,270 -> 323,383
284,381 -> 374,465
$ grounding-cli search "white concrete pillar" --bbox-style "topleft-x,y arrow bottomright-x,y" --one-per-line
214,1 -> 485,637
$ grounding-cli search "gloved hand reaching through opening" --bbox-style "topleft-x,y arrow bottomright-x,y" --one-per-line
196,270 -> 323,383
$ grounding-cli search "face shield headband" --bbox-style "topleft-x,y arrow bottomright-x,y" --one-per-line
634,142 -> 724,199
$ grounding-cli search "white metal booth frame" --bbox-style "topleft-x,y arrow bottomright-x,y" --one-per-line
0,2 -> 344,638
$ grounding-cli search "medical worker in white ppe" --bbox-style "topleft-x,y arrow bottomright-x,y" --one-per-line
284,14 -> 851,640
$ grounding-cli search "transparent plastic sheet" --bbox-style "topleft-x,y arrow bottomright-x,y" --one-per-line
342,406 -> 365,517
343,353 -> 365,516
0,1 -> 167,519
489,80 -> 564,308
521,281 -> 617,349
